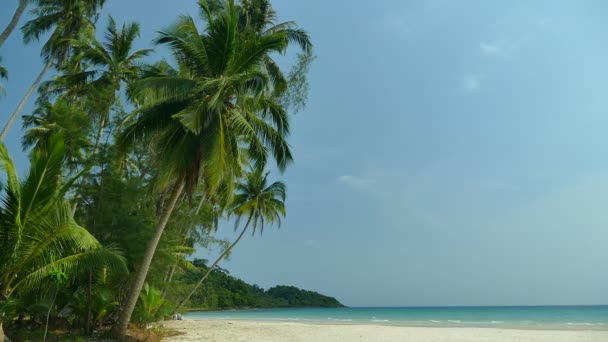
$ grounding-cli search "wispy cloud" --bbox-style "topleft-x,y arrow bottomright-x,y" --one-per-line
479,39 -> 522,58
380,13 -> 410,37
462,74 -> 483,92
337,174 -> 376,189
479,42 -> 504,56
303,239 -> 317,248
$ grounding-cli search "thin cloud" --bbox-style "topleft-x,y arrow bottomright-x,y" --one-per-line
479,39 -> 522,57
337,174 -> 376,189
381,13 -> 410,37
462,74 -> 483,92
480,42 -> 504,56
303,239 -> 317,247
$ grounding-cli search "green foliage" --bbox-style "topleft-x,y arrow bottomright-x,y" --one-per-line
22,99 -> 92,170
3,0 -> 314,338
48,269 -> 68,287
121,0 -> 297,197
175,259 -> 343,310
279,50 -> 316,114
232,167 -> 286,235
132,284 -> 167,325
21,0 -> 105,62
68,285 -> 118,328
0,138 -> 126,303
266,286 -> 343,308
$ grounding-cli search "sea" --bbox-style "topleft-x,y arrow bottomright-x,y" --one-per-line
185,306 -> 608,330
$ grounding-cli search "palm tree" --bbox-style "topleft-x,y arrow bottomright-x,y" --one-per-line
0,0 -> 106,141
61,16 -> 151,154
201,0 -> 312,97
0,137 -> 126,341
112,1 -> 297,338
174,168 -> 286,312
22,99 -> 91,172
0,0 -> 29,47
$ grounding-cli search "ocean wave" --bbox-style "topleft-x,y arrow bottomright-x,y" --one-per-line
566,322 -> 599,326
371,319 -> 390,322
446,320 -> 505,325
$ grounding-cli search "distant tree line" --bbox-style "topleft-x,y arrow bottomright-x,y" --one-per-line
170,259 -> 344,310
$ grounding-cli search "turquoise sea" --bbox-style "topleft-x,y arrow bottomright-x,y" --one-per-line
185,306 -> 608,329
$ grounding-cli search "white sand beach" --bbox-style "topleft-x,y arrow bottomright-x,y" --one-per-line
162,320 -> 608,342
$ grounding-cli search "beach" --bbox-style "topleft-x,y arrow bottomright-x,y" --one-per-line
162,320 -> 608,342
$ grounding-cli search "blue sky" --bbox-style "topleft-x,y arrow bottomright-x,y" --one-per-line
2,0 -> 608,307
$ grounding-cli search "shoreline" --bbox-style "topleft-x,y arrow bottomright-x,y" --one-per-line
179,317 -> 608,331
161,319 -> 608,342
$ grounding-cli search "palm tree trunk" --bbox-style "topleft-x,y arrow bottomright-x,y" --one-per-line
174,214 -> 253,313
92,113 -> 107,156
0,319 -> 10,342
85,271 -> 92,335
43,288 -> 59,342
0,0 -> 29,47
112,179 -> 185,341
159,197 -> 206,301
0,58 -> 53,141
0,322 -> 10,342
159,264 -> 178,301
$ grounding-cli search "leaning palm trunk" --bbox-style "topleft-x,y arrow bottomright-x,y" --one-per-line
92,116 -> 106,157
0,0 -> 29,47
70,112 -> 109,216
0,58 -> 53,141
159,197 -> 206,301
0,319 -> 9,342
43,288 -> 59,342
174,214 -> 253,313
112,179 -> 185,340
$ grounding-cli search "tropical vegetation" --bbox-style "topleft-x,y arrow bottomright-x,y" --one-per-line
0,0 -> 317,340
174,259 -> 344,310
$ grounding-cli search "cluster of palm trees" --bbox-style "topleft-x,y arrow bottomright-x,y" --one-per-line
0,0 -> 311,341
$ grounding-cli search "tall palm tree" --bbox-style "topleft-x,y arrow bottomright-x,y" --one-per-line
0,0 -> 106,141
63,16 -> 151,154
174,168 -> 286,312
0,0 -> 29,47
22,99 -> 91,171
201,0 -> 312,97
112,1 -> 296,338
0,137 -> 126,341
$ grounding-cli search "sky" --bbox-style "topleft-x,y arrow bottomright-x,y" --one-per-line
2,0 -> 608,307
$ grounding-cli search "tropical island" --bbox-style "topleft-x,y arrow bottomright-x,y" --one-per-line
175,259 -> 344,310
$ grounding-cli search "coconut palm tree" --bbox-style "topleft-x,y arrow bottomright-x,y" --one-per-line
0,0 -> 29,47
58,16 -> 151,154
0,137 -> 126,341
112,1 -> 297,337
174,167 -> 286,312
0,0 -> 106,141
22,99 -> 92,171
200,0 -> 312,97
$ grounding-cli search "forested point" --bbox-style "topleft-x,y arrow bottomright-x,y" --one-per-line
179,259 -> 344,310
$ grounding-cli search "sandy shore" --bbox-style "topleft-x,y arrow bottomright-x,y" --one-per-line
161,319 -> 608,342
